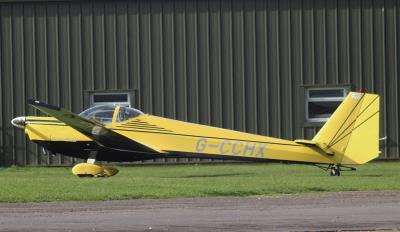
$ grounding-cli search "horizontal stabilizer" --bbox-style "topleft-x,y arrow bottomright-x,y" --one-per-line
294,139 -> 334,156
294,139 -> 316,146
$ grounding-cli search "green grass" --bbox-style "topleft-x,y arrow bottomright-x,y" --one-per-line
0,162 -> 399,203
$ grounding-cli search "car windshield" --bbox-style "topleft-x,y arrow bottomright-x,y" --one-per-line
79,105 -> 117,124
79,105 -> 143,124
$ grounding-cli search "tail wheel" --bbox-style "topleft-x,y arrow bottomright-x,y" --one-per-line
330,166 -> 341,176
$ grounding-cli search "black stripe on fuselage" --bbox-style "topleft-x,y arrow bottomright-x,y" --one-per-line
121,123 -> 169,129
125,121 -> 153,125
116,125 -> 173,132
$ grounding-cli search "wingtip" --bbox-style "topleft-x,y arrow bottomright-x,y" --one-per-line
28,99 -> 40,105
28,99 -> 61,111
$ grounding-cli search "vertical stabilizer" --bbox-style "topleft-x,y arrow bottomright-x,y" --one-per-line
312,92 -> 380,164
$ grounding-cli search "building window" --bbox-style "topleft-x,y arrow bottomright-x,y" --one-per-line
305,88 -> 348,122
90,92 -> 131,107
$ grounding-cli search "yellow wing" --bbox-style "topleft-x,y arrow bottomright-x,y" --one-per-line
28,99 -> 163,154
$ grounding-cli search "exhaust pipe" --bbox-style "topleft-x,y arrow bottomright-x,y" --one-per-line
11,116 -> 26,129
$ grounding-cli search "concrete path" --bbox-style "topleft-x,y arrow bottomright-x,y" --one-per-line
0,191 -> 399,231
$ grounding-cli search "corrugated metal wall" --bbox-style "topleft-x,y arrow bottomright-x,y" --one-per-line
0,0 -> 398,166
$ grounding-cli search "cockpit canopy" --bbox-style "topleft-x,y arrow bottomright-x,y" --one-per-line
79,105 -> 143,124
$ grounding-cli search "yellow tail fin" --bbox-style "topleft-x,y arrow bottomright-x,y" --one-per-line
312,92 -> 380,165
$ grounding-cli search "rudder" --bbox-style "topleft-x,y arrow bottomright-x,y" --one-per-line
312,92 -> 380,165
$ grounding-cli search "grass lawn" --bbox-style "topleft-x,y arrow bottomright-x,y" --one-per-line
0,162 -> 399,203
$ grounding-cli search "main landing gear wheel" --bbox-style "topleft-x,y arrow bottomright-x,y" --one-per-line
72,163 -> 119,177
330,165 -> 341,176
71,152 -> 119,177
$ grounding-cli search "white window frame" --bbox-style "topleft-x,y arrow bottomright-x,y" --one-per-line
305,87 -> 348,122
90,92 -> 131,107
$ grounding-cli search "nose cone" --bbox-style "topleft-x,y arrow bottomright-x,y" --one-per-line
11,116 -> 26,129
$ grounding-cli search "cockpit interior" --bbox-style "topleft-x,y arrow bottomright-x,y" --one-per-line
79,105 -> 143,124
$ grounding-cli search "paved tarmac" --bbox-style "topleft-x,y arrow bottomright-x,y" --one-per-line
0,191 -> 399,231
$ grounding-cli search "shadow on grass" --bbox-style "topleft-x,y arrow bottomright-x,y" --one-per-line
357,174 -> 383,177
305,187 -> 328,192
179,173 -> 255,178
203,189 -> 260,196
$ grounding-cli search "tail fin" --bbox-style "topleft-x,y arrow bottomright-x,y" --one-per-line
312,92 -> 380,165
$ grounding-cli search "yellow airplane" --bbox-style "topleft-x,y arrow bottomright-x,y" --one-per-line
11,91 -> 380,177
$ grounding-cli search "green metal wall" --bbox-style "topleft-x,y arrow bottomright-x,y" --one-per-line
0,0 -> 398,165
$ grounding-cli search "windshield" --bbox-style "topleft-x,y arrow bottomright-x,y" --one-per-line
79,105 -> 117,124
79,105 -> 143,124
117,107 -> 143,122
